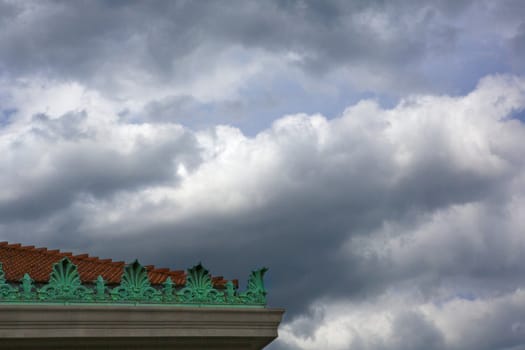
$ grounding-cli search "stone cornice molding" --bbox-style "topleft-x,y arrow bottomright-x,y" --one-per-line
0,305 -> 284,349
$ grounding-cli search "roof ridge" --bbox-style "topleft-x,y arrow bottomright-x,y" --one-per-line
0,242 -> 237,288
0,242 -> 182,278
1,242 -> 126,266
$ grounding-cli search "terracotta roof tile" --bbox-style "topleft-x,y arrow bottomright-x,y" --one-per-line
0,242 -> 233,288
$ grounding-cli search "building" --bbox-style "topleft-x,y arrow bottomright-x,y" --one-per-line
0,242 -> 283,349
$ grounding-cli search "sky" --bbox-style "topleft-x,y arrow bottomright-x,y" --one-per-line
1,0 -> 525,349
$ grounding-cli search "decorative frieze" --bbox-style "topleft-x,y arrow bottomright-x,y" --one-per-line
0,258 -> 267,307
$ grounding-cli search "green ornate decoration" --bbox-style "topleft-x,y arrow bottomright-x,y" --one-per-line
224,281 -> 236,303
95,276 -> 106,301
0,262 -> 18,300
163,277 -> 174,302
110,260 -> 162,302
239,268 -> 268,304
177,263 -> 221,303
0,259 -> 268,307
38,258 -> 94,301
20,273 -> 34,300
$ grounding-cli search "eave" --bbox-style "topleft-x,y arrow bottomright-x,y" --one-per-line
0,304 -> 284,349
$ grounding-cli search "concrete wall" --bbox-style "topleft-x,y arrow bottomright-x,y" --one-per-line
0,305 -> 284,349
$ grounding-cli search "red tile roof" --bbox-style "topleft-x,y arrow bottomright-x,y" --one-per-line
0,242 -> 232,287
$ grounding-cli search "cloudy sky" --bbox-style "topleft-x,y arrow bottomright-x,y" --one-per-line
1,0 -> 525,348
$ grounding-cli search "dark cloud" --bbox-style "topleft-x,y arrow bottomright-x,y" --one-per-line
511,22 -> 525,69
0,111 -> 201,221
31,111 -> 92,140
1,2 -> 525,349
0,0 -> 475,94
124,94 -> 248,129
387,311 -> 445,350
0,79 -> 524,350
3,76 -> 524,330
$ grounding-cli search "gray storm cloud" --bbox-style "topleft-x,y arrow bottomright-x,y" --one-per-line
1,0 -> 520,101
1,75 -> 525,349
1,1 -> 525,349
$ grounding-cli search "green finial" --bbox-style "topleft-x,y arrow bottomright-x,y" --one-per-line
95,276 -> 106,301
0,262 -> 5,284
224,280 -> 236,302
20,273 -> 34,300
163,277 -> 174,301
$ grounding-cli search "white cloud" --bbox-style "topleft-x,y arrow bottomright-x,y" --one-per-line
2,2 -> 525,348
1,74 -> 525,350
280,287 -> 525,350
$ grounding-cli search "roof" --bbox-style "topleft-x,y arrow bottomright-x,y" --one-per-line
0,242 -> 231,287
